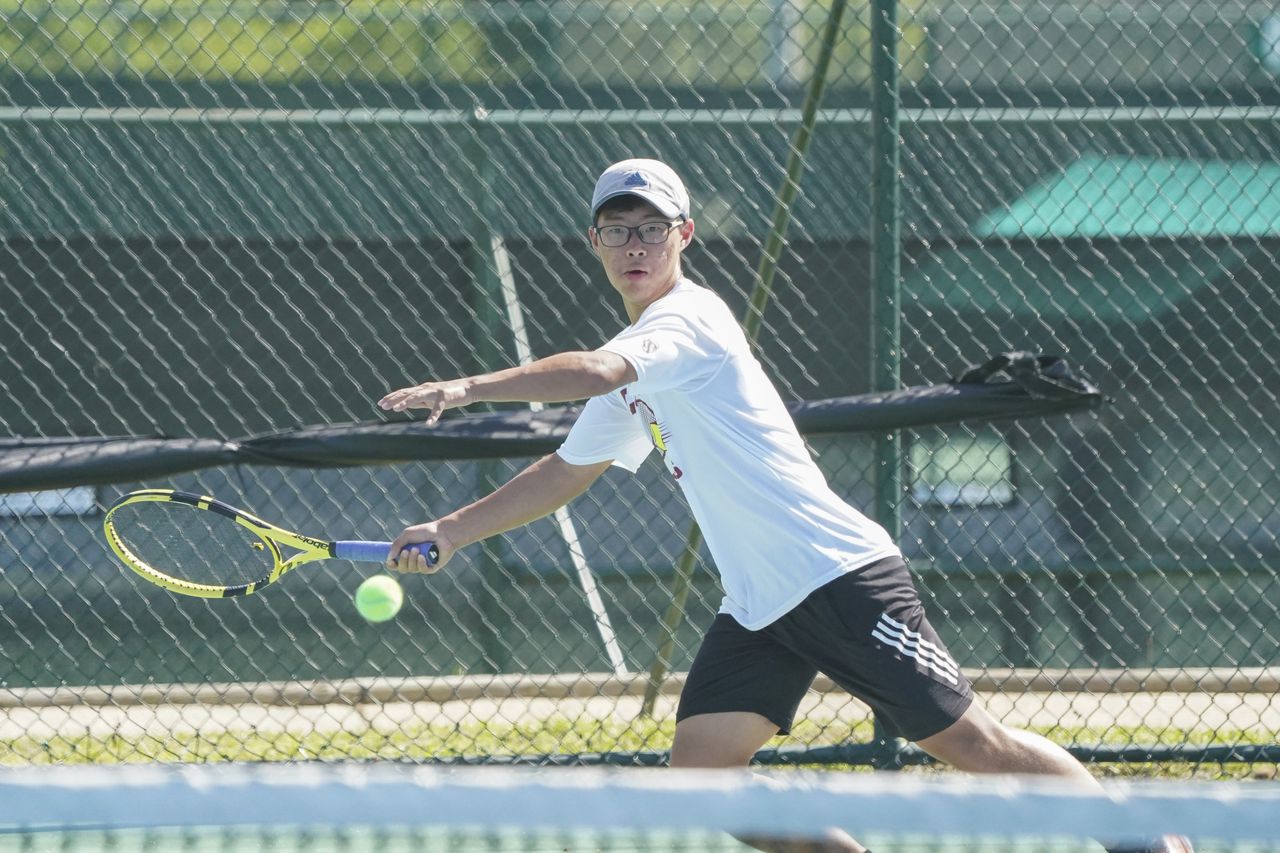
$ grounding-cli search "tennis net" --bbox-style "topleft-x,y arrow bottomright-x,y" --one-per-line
1,763 -> 1278,852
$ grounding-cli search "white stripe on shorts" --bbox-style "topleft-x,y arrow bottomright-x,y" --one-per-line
870,612 -> 960,685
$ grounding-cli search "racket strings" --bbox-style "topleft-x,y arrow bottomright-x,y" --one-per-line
109,501 -> 276,588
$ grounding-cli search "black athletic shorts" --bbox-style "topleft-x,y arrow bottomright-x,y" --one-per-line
676,556 -> 974,742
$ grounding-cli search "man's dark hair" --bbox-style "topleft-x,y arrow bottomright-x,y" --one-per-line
593,194 -> 665,225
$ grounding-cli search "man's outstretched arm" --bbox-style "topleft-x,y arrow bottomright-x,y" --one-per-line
386,453 -> 614,573
378,351 -> 637,425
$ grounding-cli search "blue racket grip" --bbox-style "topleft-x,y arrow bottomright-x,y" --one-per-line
333,540 -> 439,566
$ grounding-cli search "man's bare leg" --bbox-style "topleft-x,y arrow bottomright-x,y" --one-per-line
670,712 -> 869,853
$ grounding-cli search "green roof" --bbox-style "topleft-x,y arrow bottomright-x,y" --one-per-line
904,242 -> 1248,324
975,156 -> 1280,239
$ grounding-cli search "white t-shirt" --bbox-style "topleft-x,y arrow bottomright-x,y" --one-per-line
557,278 -> 900,630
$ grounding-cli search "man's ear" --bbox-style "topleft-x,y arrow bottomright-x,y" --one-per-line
679,218 -> 695,248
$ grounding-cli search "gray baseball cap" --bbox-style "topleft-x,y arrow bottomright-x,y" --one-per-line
590,159 -> 690,221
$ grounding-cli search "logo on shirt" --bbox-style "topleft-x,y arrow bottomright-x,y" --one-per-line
621,389 -> 682,479
641,338 -> 656,354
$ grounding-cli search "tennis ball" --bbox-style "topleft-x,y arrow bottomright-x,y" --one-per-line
354,574 -> 403,623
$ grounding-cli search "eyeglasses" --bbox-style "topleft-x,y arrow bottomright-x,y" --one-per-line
592,220 -> 682,248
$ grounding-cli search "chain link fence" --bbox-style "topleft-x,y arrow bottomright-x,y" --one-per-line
1,0 -> 1277,772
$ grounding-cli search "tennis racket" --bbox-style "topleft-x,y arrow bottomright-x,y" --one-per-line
103,489 -> 437,599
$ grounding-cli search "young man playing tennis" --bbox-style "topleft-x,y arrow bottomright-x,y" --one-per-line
377,159 -> 1190,853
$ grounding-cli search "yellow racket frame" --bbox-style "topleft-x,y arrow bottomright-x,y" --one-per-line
104,489 -> 336,598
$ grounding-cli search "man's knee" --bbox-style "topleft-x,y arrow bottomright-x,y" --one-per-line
914,702 -> 1096,782
669,742 -> 756,768
670,711 -> 779,768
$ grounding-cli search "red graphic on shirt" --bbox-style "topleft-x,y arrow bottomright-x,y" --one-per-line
620,389 -> 682,479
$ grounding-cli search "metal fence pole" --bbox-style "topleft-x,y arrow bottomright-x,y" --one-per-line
869,0 -> 907,769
